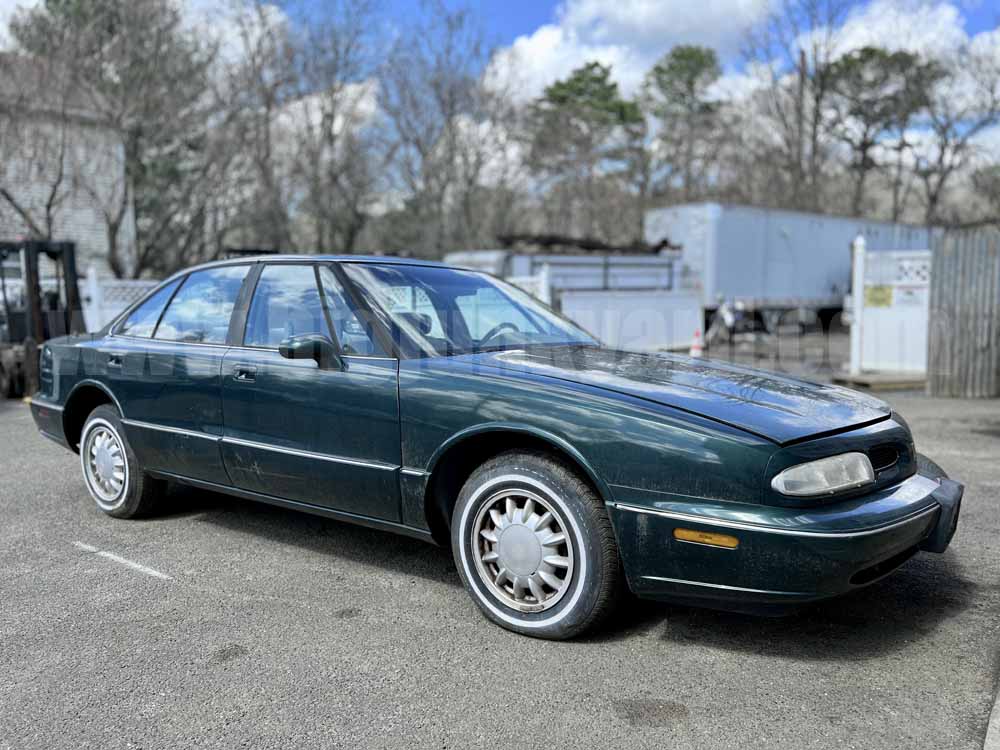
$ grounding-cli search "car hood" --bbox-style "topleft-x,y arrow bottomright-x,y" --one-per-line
455,346 -> 890,445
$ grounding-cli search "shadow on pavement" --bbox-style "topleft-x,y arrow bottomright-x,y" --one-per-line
154,482 -> 985,659
155,482 -> 458,587
590,553 -> 985,660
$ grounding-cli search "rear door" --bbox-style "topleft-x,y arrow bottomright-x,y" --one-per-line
219,262 -> 401,521
107,264 -> 251,485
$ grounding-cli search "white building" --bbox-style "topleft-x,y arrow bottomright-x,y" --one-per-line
0,53 -> 136,276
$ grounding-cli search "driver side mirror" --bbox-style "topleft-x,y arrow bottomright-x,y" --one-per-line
278,334 -> 344,371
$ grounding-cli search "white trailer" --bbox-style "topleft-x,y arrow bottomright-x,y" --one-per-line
644,203 -> 933,326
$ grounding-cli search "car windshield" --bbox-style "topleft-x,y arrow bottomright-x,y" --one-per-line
341,263 -> 598,357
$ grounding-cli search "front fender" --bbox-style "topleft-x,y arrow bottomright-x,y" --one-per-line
423,421 -> 615,505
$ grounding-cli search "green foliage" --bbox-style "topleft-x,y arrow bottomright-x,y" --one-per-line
539,62 -> 641,126
644,45 -> 721,120
525,62 -> 644,237
642,45 -> 722,201
827,46 -> 946,213
828,47 -> 943,136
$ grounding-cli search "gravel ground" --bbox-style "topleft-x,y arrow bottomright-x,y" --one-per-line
1,392 -> 998,750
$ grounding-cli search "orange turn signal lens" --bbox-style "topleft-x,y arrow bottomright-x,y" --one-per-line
673,528 -> 739,549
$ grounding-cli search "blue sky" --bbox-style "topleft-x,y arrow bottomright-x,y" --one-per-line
289,0 -> 998,50
281,0 -> 1000,99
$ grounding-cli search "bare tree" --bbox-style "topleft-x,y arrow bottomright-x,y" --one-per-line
915,47 -> 1000,225
743,0 -> 851,212
642,45 -> 722,203
223,0 -> 300,251
377,3 -> 513,254
292,0 -> 384,252
11,0 -> 220,277
0,50 -> 83,240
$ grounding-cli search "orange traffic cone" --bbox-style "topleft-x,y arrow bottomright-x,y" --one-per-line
689,329 -> 704,358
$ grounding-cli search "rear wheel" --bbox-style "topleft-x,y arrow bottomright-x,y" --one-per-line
451,451 -> 622,640
80,405 -> 164,518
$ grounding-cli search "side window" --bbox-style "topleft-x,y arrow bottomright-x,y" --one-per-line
244,265 -> 328,348
117,279 -> 181,338
154,266 -> 248,344
317,266 -> 385,356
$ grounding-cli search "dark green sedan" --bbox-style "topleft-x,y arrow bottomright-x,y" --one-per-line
29,256 -> 963,639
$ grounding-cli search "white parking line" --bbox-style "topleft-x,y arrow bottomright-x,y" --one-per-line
986,688 -> 1000,750
72,541 -> 172,581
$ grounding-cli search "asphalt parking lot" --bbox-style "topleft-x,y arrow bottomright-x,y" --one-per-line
1,393 -> 998,749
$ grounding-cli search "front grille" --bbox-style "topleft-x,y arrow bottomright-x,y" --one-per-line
868,444 -> 899,473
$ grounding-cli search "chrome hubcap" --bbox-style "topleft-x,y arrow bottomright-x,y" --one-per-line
85,425 -> 126,506
472,489 -> 574,613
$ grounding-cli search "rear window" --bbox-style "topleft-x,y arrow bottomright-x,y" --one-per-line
117,279 -> 181,338
154,266 -> 249,344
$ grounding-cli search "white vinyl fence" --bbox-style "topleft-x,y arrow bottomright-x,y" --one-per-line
82,267 -> 158,332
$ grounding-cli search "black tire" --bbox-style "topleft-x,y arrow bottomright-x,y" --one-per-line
79,404 -> 164,518
451,450 -> 623,640
916,452 -> 948,481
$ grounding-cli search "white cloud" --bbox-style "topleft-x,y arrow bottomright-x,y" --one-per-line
0,0 -> 39,49
493,0 -> 1000,107
970,123 -> 1000,162
560,0 -> 772,54
276,79 -> 379,141
490,0 -> 776,101
490,24 -> 647,101
812,0 -> 969,60
710,0 -> 1000,105
183,0 -> 291,66
708,61 -> 771,101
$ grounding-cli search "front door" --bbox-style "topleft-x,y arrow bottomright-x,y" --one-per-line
220,263 -> 401,521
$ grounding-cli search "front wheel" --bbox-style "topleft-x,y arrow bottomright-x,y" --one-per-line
451,451 -> 623,640
80,404 -> 164,518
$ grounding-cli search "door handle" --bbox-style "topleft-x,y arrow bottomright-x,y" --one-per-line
107,354 -> 123,368
232,365 -> 257,383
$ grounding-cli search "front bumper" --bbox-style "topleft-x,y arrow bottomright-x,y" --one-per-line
610,472 -> 963,614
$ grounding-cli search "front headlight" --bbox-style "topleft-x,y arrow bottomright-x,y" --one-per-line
771,452 -> 874,496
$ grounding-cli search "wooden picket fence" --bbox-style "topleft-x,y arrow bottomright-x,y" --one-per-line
928,229 -> 1000,398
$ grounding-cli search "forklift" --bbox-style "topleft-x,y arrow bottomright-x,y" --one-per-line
0,240 -> 85,398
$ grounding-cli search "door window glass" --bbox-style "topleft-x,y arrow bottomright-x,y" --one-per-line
383,285 -> 445,338
117,279 -> 181,337
154,266 -> 248,344
455,286 -> 537,340
244,265 -> 328,348
316,266 -> 385,356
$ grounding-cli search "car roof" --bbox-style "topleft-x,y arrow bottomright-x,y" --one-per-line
171,255 -> 458,277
